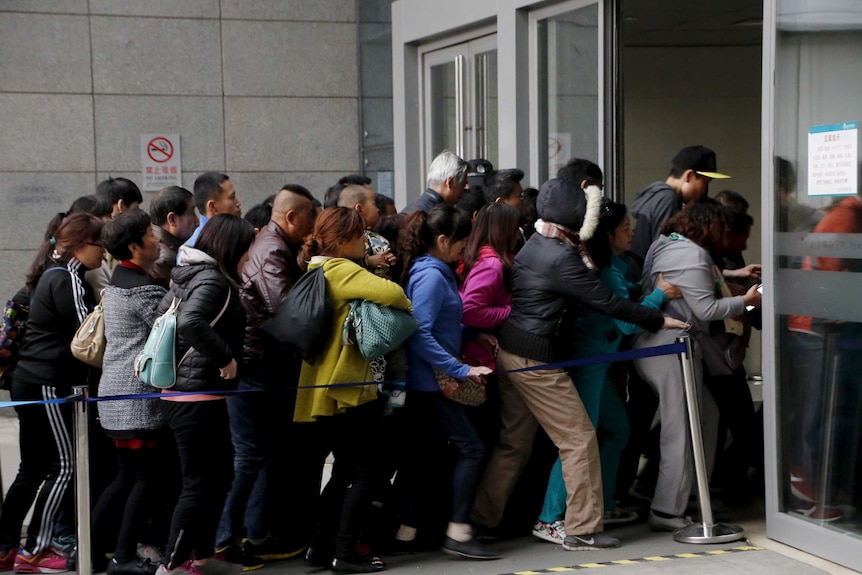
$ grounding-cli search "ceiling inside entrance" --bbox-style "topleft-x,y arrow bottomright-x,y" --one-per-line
623,0 -> 763,47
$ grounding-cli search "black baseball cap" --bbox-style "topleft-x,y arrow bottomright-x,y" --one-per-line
672,146 -> 730,179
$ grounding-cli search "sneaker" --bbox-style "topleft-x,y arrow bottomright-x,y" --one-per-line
603,507 -> 639,525
440,537 -> 501,560
0,548 -> 18,572
240,536 -> 302,562
155,561 -> 203,575
562,533 -> 620,551
330,555 -> 385,573
136,545 -> 165,564
531,521 -> 566,545
13,548 -> 69,574
189,558 -> 239,575
47,538 -> 74,561
791,504 -> 844,522
106,558 -> 158,575
213,547 -> 262,572
647,510 -> 694,532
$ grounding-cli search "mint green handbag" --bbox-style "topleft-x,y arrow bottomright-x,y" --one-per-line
342,300 -> 418,360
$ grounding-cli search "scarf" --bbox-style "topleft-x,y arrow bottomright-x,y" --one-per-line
534,219 -> 596,271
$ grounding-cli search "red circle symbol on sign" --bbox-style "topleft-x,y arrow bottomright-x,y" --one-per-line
147,137 -> 174,163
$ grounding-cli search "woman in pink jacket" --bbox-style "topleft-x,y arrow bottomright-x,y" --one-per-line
458,203 -> 522,448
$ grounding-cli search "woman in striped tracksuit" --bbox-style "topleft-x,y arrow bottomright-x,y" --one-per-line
0,213 -> 105,574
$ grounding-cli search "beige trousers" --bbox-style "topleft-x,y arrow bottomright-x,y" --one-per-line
472,349 -> 604,535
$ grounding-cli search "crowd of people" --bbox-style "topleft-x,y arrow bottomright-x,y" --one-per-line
0,146 -> 763,575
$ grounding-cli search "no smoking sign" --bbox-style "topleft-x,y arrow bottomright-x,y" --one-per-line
141,134 -> 182,191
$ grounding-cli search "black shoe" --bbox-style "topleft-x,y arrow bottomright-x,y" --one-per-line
330,555 -> 385,573
241,536 -> 303,562
304,546 -> 333,568
440,537 -> 501,560
107,558 -> 159,575
562,532 -> 621,551
213,546 -> 264,572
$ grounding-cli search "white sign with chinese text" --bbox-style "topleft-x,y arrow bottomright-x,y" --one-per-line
141,134 -> 182,192
807,122 -> 857,196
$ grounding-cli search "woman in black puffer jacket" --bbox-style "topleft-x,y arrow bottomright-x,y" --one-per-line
155,214 -> 254,575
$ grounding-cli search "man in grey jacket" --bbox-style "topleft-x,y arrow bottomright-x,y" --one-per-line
628,146 -> 730,280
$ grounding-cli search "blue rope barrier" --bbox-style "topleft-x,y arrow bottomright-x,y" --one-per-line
0,341 -> 687,409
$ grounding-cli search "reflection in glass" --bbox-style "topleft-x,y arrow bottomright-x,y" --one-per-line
475,50 -> 499,168
536,5 -> 599,184
775,0 -> 862,534
430,61 -> 457,157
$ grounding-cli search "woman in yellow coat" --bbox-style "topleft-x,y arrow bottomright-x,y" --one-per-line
296,207 -> 412,574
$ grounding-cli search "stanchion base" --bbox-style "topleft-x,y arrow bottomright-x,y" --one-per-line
673,522 -> 746,544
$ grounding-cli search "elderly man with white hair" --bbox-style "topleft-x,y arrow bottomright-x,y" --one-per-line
401,150 -> 469,214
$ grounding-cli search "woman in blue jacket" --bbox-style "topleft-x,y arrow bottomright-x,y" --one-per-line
394,205 -> 496,560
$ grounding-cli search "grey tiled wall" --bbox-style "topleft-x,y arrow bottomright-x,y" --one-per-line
0,1 -> 395,300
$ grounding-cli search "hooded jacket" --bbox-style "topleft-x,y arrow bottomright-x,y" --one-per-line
15,259 -> 95,390
156,246 -> 246,393
499,178 -> 665,363
459,246 -> 511,369
406,253 -> 470,392
634,234 -> 745,350
630,181 -> 681,264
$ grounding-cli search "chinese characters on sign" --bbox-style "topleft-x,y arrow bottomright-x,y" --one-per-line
141,134 -> 182,192
808,122 -> 857,197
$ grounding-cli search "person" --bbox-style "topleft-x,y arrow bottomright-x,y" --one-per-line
482,169 -> 524,210
520,186 -> 539,241
294,208 -> 412,574
90,210 -> 167,575
149,186 -> 199,285
97,177 -> 144,217
532,200 -> 683,544
374,194 -> 397,217
155,214 -> 255,575
215,185 -> 317,566
401,151 -> 469,215
184,172 -> 242,248
324,175 -> 372,210
628,146 -> 730,279
0,213 -> 105,574
456,159 -> 493,218
472,163 -> 677,552
394,205 -> 497,560
338,184 -> 396,277
632,199 -> 761,531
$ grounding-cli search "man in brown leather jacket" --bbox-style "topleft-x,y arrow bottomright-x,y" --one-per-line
214,184 -> 317,566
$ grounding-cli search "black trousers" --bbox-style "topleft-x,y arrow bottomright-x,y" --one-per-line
162,400 -> 233,568
0,380 -> 74,554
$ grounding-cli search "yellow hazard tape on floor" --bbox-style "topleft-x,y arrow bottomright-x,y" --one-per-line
499,544 -> 765,574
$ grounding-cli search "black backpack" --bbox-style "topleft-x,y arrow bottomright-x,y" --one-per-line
260,267 -> 332,364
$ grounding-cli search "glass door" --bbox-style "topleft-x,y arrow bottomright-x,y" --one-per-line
424,35 -> 498,167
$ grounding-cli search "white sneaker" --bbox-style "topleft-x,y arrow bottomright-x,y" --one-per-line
531,520 -> 566,544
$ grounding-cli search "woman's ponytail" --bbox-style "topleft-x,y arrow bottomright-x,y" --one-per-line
397,210 -> 432,285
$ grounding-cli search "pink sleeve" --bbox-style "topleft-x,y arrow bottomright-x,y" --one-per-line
460,258 -> 511,330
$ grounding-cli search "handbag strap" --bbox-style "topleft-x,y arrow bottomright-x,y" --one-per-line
178,286 -> 232,367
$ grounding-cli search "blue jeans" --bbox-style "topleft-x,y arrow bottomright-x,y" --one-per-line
216,377 -> 277,547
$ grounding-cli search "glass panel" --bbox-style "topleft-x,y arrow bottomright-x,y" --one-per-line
536,5 -> 599,184
774,0 -> 862,534
474,49 -> 499,167
429,60 -> 458,158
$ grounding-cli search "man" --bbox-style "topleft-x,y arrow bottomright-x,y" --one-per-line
97,177 -> 143,216
629,145 -> 730,271
149,186 -> 198,284
401,151 -> 469,214
184,172 -> 242,247
483,168 -> 524,210
324,174 -> 372,210
215,185 -> 317,566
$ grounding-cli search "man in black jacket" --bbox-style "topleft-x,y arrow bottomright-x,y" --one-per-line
473,167 -> 672,551
401,151 -> 469,214
214,185 -> 317,566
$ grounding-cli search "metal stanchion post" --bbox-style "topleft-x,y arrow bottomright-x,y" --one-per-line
72,386 -> 92,575
673,336 -> 746,544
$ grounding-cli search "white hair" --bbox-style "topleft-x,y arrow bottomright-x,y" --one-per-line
426,151 -> 468,188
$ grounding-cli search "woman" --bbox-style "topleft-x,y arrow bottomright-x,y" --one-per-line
0,213 -> 104,573
90,210 -> 167,575
632,199 -> 761,531
394,205 -> 496,560
533,201 -> 682,544
155,214 -> 255,575
295,207 -> 412,574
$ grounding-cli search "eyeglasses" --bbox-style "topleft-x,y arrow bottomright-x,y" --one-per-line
86,241 -> 104,248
